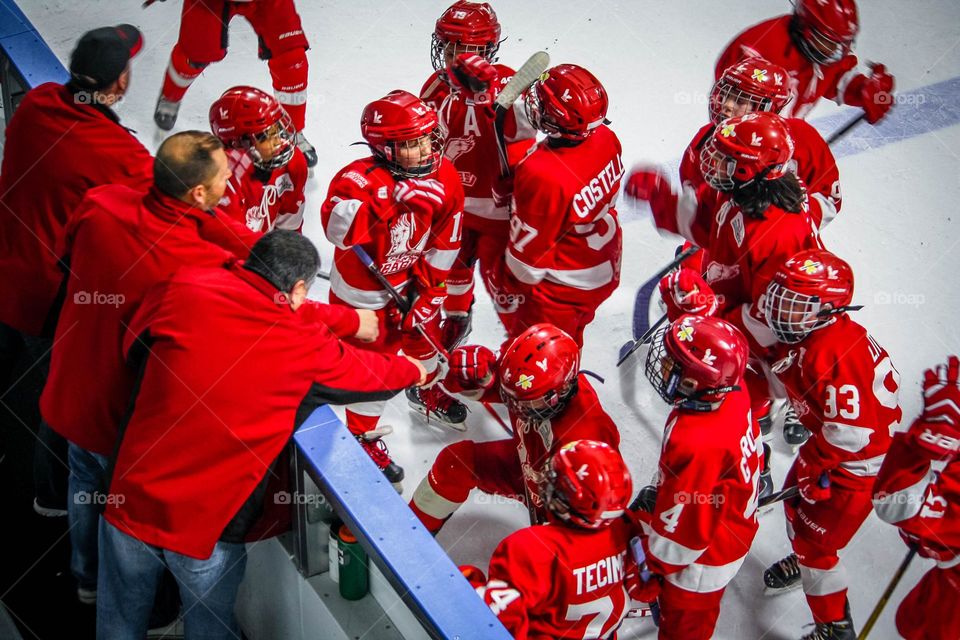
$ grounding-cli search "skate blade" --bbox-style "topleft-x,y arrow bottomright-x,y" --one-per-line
763,581 -> 803,596
407,402 -> 468,432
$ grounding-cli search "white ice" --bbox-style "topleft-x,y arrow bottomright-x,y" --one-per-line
17,0 -> 960,637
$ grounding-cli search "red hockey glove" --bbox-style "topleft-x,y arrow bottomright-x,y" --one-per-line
449,345 -> 497,391
908,355 -> 960,461
626,537 -> 661,603
796,445 -> 832,504
402,285 -> 446,333
450,53 -> 499,105
393,179 -> 446,214
847,63 -> 895,124
658,268 -> 718,321
624,166 -> 676,218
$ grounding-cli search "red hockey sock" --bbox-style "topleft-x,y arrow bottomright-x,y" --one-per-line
161,44 -> 205,103
344,409 -> 381,437
268,48 -> 308,130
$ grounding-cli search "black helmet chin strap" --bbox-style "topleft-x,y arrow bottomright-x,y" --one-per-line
677,384 -> 742,412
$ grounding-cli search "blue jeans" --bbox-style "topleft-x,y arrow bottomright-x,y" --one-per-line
97,520 -> 247,640
67,442 -> 108,590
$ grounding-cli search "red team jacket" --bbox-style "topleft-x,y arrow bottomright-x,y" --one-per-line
639,386 -> 762,594
40,185 -> 259,455
420,66 -> 536,227
219,147 -> 308,232
502,126 -> 624,306
482,518 -> 637,640
649,183 -> 823,351
715,15 -> 862,120
680,118 -> 841,227
105,262 -> 422,559
874,434 -> 960,568
769,315 -> 902,489
320,157 -> 464,308
0,83 -> 153,336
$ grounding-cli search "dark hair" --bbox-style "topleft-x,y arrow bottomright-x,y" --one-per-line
732,172 -> 806,219
153,131 -> 224,198
243,230 -> 320,292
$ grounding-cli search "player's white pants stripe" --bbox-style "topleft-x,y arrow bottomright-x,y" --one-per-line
325,197 -> 362,249
664,555 -> 747,594
799,561 -> 847,597
412,480 -> 462,521
505,250 -> 614,290
446,281 -> 473,296
464,197 -> 509,221
425,247 -> 459,271
166,60 -> 200,88
840,454 -> 886,477
644,526 -> 706,567
329,264 -> 408,309
275,89 -> 308,106
873,466 -> 936,523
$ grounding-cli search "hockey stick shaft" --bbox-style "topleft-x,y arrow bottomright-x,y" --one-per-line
350,245 -> 448,363
616,245 -> 701,367
857,547 -> 917,640
826,112 -> 866,145
493,51 -> 550,178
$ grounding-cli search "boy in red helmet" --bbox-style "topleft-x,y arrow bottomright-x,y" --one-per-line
467,440 -> 638,639
491,64 -> 624,348
631,315 -> 763,639
420,1 -> 536,349
210,86 -> 308,232
321,90 -> 466,488
716,0 -> 894,123
409,324 -> 620,532
760,249 -> 901,639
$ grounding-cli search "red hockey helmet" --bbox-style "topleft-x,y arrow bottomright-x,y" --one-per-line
645,315 -> 748,408
699,112 -> 795,191
543,440 -> 632,530
709,57 -> 793,124
793,0 -> 859,64
763,249 -> 855,344
209,86 -> 295,170
431,1 -> 502,72
499,323 -> 580,421
524,64 -> 608,140
360,90 -> 444,178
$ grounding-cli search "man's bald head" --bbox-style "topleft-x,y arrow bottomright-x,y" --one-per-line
154,131 -> 229,210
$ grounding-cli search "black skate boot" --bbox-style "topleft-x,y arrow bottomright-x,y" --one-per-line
406,385 -> 467,431
295,131 -> 318,168
629,485 -> 658,513
758,442 -> 774,504
783,405 -> 811,447
356,426 -> 404,492
799,602 -> 857,640
154,95 -> 181,131
440,309 -> 472,350
764,552 -> 802,594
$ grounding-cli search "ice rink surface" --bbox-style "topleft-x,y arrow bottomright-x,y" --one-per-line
16,0 -> 960,637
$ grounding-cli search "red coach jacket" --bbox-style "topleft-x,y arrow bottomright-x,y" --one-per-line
40,184 -> 260,455
104,261 -> 421,559
0,83 -> 153,336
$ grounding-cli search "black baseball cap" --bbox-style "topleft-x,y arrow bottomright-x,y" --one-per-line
69,24 -> 143,90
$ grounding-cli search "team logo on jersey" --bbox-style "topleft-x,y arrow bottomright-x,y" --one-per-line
381,212 -> 428,275
731,212 -> 745,247
801,259 -> 822,275
517,373 -> 535,390
704,261 -> 740,284
445,135 -> 477,162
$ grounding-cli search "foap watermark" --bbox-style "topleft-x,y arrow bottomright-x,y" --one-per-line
874,92 -> 925,108
672,90 -> 710,107
873,291 -> 925,308
74,490 -> 125,506
74,290 -> 125,308
675,490 -> 724,506
73,90 -> 124,108
473,492 -> 526,506
273,491 -> 329,506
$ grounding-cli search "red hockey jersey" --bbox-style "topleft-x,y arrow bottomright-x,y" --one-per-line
650,182 -> 823,350
320,157 -> 464,309
639,386 -> 761,593
219,147 -> 308,232
482,518 -> 637,640
874,434 -> 960,568
503,125 -> 624,303
769,315 -> 901,489
679,117 -> 841,227
421,66 -> 536,224
715,15 -> 861,120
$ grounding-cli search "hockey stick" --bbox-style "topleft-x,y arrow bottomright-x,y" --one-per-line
826,112 -> 866,145
857,546 -> 917,640
616,245 -> 701,367
493,51 -> 550,178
